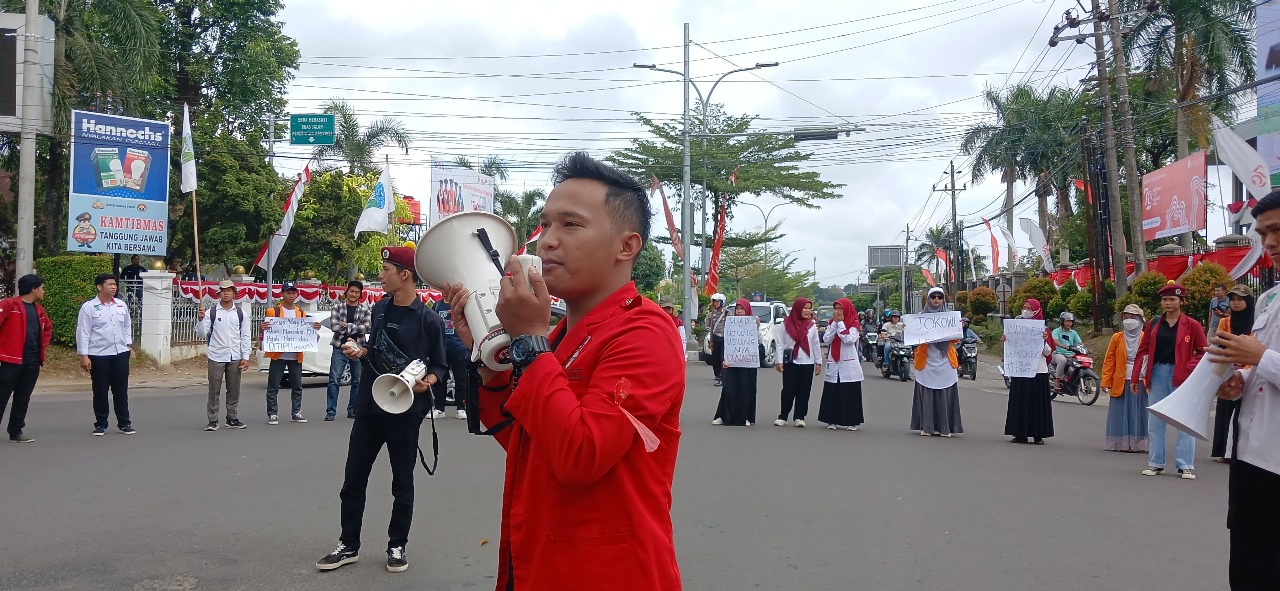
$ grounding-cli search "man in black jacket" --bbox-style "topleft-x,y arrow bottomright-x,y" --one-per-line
316,245 -> 448,574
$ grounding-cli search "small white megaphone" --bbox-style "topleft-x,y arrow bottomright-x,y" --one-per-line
415,211 -> 542,371
1147,356 -> 1235,441
371,359 -> 427,414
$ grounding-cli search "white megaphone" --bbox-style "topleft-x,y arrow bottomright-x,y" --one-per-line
415,211 -> 542,371
371,359 -> 427,414
1147,356 -> 1235,441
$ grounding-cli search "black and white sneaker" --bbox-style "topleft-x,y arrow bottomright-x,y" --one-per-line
9,432 -> 33,443
225,419 -> 247,429
92,427 -> 106,436
386,546 -> 408,573
316,543 -> 359,571
205,421 -> 219,431
119,425 -> 136,435
291,413 -> 307,423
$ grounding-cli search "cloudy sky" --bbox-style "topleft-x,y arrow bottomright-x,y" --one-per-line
271,0 -> 1242,288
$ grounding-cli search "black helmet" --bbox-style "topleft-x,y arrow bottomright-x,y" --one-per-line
961,317 -> 971,324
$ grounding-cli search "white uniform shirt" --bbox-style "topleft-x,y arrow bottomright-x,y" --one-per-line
196,304 -> 252,363
916,344 -> 960,390
777,323 -> 821,365
822,321 -> 864,383
1233,285 -> 1280,474
76,297 -> 132,356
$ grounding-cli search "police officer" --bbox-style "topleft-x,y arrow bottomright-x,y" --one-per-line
316,244 -> 447,574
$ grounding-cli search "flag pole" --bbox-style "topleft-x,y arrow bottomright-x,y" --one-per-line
192,187 -> 203,310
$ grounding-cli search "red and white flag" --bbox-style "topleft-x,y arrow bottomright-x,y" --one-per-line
935,248 -> 954,282
254,163 -> 311,271
516,225 -> 542,255
728,166 -> 739,188
921,268 -> 937,287
653,174 -> 683,256
704,200 -> 727,296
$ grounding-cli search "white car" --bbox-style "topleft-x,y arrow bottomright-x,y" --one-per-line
256,310 -> 351,385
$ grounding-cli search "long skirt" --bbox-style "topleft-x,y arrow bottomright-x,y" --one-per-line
1005,373 -> 1054,440
1212,398 -> 1242,458
715,366 -> 757,426
911,382 -> 963,435
1104,382 -> 1148,452
817,381 -> 864,427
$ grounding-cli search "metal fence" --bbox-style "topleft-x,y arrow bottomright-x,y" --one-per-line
121,279 -> 143,345
171,284 -> 202,345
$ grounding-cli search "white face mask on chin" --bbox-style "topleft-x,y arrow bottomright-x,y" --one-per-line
1021,309 -> 1034,318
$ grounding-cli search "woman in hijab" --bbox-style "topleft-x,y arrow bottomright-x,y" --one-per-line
775,297 -> 822,427
910,287 -> 964,437
713,299 -> 759,426
1211,284 -> 1255,462
1101,303 -> 1149,452
1002,298 -> 1055,444
817,298 -> 865,430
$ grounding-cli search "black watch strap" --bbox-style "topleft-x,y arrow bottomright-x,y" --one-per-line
511,334 -> 553,369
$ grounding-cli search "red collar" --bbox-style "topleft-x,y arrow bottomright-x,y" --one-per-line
550,282 -> 641,349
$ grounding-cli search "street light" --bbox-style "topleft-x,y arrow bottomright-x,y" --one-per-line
737,201 -> 792,301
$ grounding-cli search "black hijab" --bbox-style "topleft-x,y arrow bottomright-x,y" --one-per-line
1229,293 -> 1256,336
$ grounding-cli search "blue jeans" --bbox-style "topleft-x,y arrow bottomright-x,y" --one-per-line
326,347 -> 362,416
1147,363 -> 1196,470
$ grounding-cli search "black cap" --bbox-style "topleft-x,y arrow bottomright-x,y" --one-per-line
282,281 -> 298,292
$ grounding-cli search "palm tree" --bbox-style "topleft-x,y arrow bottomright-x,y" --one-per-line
961,83 -> 1038,271
968,246 -> 989,277
913,225 -> 952,280
312,99 -> 411,174
1021,86 -> 1084,259
1124,0 -> 1254,158
494,189 -> 546,249
453,155 -> 510,183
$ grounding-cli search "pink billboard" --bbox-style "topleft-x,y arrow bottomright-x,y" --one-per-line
1141,151 -> 1207,241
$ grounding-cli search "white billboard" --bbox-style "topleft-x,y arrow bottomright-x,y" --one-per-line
427,158 -> 495,226
1258,2 -> 1280,185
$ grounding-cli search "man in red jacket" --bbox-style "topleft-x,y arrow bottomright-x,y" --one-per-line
0,274 -> 52,443
442,152 -> 684,591
1131,281 -> 1207,479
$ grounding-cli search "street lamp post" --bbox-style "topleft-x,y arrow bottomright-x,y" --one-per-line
738,201 -> 791,301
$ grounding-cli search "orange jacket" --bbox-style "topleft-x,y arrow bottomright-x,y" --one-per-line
479,282 -> 684,591
914,341 -> 958,370
264,305 -> 308,363
1100,332 -> 1143,396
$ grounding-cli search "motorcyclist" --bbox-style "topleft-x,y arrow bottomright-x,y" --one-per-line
879,310 -> 905,363
1051,311 -> 1082,385
955,317 -> 982,354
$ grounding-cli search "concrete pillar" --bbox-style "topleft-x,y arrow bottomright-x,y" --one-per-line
232,274 -> 255,320
139,270 -> 175,365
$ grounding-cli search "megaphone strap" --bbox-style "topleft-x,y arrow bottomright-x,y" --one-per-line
474,227 -> 507,277
418,411 -> 440,476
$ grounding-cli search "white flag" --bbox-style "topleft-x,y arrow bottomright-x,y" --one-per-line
1212,116 -> 1271,200
355,165 -> 395,237
1019,218 -> 1054,274
180,103 -> 197,193
253,163 -> 311,272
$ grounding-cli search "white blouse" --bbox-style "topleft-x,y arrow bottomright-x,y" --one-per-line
777,324 -> 821,365
822,321 -> 864,383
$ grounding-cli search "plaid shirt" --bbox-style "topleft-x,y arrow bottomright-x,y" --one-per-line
329,300 -> 372,348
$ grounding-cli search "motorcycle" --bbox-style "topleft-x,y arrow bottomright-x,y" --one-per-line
881,337 -> 914,382
863,332 -> 879,364
1050,343 -> 1101,406
956,338 -> 978,381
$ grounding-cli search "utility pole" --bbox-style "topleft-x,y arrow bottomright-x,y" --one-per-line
939,161 -> 966,294
1089,0 -> 1130,299
15,0 -> 40,277
902,224 -> 910,314
680,22 -> 695,342
1108,0 -> 1151,271
1078,118 -> 1104,331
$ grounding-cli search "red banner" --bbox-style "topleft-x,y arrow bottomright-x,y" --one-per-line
921,268 -> 937,287
1141,151 -> 1207,241
704,200 -> 726,296
935,248 -> 955,282
653,175 -> 683,257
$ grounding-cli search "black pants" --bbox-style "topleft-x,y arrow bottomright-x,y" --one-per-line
90,352 -> 131,429
431,347 -> 470,411
339,412 -> 425,551
711,335 -> 725,379
266,359 -> 303,417
1229,460 -> 1280,590
0,362 -> 40,436
779,362 -> 816,421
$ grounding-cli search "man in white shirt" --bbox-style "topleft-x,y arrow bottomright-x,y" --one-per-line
196,280 -> 251,431
76,273 -> 134,436
1211,190 -> 1280,590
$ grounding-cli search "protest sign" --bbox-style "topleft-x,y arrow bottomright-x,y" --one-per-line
263,316 -> 319,353
723,315 -> 760,368
902,311 -> 963,346
1003,318 -> 1047,378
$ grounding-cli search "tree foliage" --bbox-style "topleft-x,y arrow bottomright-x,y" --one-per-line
34,254 -> 112,345
632,242 -> 665,293
970,286 -> 998,317
313,99 -> 411,175
1115,271 -> 1172,319
1010,277 -> 1057,315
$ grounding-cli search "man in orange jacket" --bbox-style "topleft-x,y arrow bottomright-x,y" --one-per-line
442,152 -> 684,591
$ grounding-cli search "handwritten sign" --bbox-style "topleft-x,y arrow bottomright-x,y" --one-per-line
1003,318 -> 1047,378
263,316 -> 319,353
723,315 -> 760,368
902,311 -> 963,346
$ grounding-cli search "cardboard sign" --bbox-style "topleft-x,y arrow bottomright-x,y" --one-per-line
902,311 -> 963,346
1003,318 -> 1047,378
263,316 -> 319,353
723,315 -> 760,368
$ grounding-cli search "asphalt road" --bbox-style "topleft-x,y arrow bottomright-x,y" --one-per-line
0,360 -> 1227,591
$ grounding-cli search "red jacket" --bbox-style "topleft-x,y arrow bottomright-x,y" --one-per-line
1130,313 -> 1207,388
0,296 -> 52,365
479,282 -> 684,591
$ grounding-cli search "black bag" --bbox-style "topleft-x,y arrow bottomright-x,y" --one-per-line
371,328 -> 413,376
782,348 -> 793,365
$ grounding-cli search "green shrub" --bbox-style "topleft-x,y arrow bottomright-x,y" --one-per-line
1058,278 -> 1079,302
1181,263 -> 1234,327
35,255 -> 113,346
1068,288 -> 1093,319
970,286 -> 998,317
954,290 -> 970,317
1114,271 -> 1169,320
1010,277 -> 1057,314
1046,295 -> 1067,319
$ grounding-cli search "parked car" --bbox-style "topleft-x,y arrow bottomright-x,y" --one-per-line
257,310 -> 351,386
815,305 -> 834,331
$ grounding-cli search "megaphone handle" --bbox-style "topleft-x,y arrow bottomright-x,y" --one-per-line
474,228 -> 507,277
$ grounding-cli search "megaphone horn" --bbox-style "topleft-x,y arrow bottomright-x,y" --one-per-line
1146,356 -> 1234,441
372,359 -> 427,414
414,212 -> 542,372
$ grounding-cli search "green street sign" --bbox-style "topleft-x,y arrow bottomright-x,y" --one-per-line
289,114 -> 335,145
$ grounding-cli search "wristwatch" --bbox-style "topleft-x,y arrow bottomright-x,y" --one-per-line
509,334 -> 553,369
